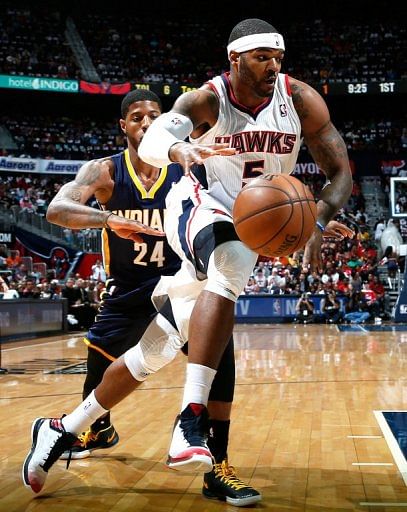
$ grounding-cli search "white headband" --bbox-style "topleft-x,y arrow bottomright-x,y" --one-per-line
227,32 -> 285,54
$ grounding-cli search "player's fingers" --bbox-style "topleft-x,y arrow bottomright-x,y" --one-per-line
200,143 -> 230,151
343,228 -> 355,237
127,233 -> 144,243
213,148 -> 236,156
302,254 -> 310,272
141,227 -> 165,237
323,230 -> 344,240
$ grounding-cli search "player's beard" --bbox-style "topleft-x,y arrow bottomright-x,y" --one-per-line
239,57 -> 275,99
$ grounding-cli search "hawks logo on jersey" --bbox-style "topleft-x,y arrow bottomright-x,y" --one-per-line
214,131 -> 297,155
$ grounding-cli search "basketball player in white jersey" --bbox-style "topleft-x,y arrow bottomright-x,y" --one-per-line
22,18 -> 353,502
137,17 -> 353,471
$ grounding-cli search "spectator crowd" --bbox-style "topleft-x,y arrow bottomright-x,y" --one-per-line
1,170 -> 405,328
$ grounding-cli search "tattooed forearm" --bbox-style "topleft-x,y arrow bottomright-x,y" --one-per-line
308,122 -> 348,178
291,83 -> 311,121
47,199 -> 110,229
306,122 -> 352,225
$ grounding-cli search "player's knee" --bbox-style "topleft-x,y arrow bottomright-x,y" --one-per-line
205,240 -> 257,302
124,314 -> 184,381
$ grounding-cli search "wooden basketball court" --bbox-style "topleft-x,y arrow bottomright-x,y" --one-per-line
2,323 -> 407,511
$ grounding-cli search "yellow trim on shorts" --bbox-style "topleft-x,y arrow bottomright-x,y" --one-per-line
83,337 -> 117,362
101,227 -> 110,275
124,148 -> 167,199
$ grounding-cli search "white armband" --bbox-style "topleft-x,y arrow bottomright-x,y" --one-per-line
138,112 -> 194,167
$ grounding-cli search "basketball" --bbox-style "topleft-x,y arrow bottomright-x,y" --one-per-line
232,175 -> 317,257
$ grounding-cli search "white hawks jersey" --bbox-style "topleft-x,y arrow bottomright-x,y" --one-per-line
190,72 -> 302,214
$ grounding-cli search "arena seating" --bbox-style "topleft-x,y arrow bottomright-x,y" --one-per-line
0,5 -> 404,84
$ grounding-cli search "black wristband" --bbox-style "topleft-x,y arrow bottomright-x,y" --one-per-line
103,212 -> 114,230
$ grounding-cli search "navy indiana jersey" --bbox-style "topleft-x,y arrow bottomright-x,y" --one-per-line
101,150 -> 183,291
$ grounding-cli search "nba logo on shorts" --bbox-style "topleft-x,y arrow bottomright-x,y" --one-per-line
280,103 -> 287,117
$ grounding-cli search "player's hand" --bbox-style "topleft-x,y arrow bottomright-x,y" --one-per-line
107,215 -> 165,243
323,220 -> 355,240
169,142 -> 235,175
302,229 -> 323,272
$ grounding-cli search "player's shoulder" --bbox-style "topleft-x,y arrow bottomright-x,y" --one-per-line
288,76 -> 325,105
77,155 -> 115,179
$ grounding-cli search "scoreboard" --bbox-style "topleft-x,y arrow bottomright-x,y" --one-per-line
132,82 -> 198,97
132,79 -> 407,98
320,80 -> 407,96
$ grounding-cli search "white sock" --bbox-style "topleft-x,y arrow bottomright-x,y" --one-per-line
61,390 -> 109,436
181,363 -> 217,410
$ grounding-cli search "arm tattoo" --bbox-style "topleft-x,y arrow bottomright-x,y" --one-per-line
307,122 -> 348,178
47,161 -> 108,228
70,188 -> 82,202
175,90 -> 202,116
76,161 -> 102,186
291,83 -> 310,122
307,122 -> 352,224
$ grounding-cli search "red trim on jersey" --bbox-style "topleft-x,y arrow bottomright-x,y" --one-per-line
221,73 -> 272,119
205,81 -> 220,97
285,74 -> 292,96
186,175 -> 203,255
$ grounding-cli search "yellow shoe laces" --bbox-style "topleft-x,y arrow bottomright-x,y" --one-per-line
77,429 -> 97,448
213,459 -> 251,490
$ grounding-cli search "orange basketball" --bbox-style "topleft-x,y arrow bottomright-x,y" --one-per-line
232,175 -> 317,257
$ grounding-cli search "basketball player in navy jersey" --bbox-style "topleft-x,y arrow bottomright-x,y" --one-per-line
24,90 -> 261,506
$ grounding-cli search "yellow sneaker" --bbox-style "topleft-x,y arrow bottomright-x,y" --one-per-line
60,424 -> 119,460
202,458 -> 262,507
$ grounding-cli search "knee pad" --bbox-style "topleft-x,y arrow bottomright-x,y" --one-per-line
124,313 -> 184,381
204,240 -> 258,302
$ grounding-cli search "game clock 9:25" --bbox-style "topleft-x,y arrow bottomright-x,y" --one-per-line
347,83 -> 368,94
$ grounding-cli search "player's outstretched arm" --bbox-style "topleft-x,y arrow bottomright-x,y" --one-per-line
139,89 -> 234,174
290,78 -> 353,270
46,159 -> 164,242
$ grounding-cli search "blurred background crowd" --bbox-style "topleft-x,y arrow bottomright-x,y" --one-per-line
0,0 -> 405,327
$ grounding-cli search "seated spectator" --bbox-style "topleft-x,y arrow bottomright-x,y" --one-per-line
19,195 -> 35,213
91,259 -> 106,283
254,269 -> 268,293
0,275 -> 9,298
244,276 -> 260,295
343,285 -> 370,324
19,279 -> 41,299
39,281 -> 59,300
0,276 -> 19,299
6,251 -> 21,269
321,290 -> 343,324
62,277 -> 96,329
294,293 -> 315,324
361,285 -> 382,322
0,245 -> 8,270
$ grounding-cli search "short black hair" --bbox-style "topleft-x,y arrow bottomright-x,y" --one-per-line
228,18 -> 280,44
121,90 -> 162,118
